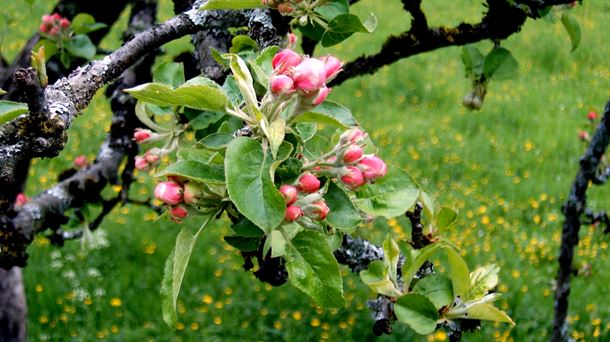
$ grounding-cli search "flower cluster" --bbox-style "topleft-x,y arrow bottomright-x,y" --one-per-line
154,178 -> 204,223
279,173 -> 329,224
270,49 -> 341,106
132,128 -> 168,172
262,0 -> 326,25
40,13 -> 70,37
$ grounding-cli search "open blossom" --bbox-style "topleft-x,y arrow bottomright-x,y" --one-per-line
297,173 -> 320,193
285,205 -> 303,222
154,181 -> 183,205
358,155 -> 387,180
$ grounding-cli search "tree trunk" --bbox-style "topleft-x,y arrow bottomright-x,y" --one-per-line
0,268 -> 26,342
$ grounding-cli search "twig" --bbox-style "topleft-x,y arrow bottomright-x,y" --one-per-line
552,99 -> 610,342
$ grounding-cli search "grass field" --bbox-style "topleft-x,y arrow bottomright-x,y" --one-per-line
3,0 -> 609,341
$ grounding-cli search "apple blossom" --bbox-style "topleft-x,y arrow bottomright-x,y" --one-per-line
279,185 -> 298,205
154,181 -> 183,205
285,205 -> 303,222
359,155 -> 387,180
297,173 -> 320,193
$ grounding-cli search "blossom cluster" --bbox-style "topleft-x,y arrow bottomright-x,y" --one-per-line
40,13 -> 70,37
132,129 -> 166,171
153,177 -> 203,223
270,49 -> 341,106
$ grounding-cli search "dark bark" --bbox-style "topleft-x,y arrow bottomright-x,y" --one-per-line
551,100 -> 610,342
331,0 -> 575,86
0,268 -> 26,342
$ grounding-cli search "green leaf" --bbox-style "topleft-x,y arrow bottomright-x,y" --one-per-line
443,246 -> 470,299
189,111 -> 225,130
295,123 -> 317,142
153,62 -> 185,88
325,182 -> 362,233
269,230 -> 287,258
230,35 -> 258,53
455,303 -> 514,324
382,234 -> 401,287
359,260 -> 402,297
469,264 -> 500,300
435,206 -> 458,229
461,45 -> 484,77
126,83 -> 178,107
483,47 -> 518,80
394,294 -> 439,335
0,100 -> 28,125
198,132 -> 234,150
230,219 -> 264,237
177,149 -> 215,163
253,46 -> 280,85
65,34 -> 96,60
225,138 -> 285,234
199,0 -> 262,10
0,89 -> 5,95
225,53 -> 261,120
321,13 -> 378,47
561,13 -> 582,52
224,235 -> 260,252
354,167 -> 419,218
286,230 -> 345,307
315,0 -> 349,19
71,13 -> 107,34
418,190 -> 438,216
134,101 -> 171,132
30,45 -> 48,87
175,76 -> 228,112
412,274 -> 454,310
295,101 -> 358,128
156,160 -> 225,184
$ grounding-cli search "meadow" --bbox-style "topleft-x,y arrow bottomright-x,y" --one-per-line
2,0 -> 609,341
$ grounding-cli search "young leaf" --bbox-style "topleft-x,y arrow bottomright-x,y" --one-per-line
225,138 -> 285,234
394,294 -> 439,335
401,244 -> 441,290
126,83 -> 178,107
156,160 -> 225,185
412,274 -> 454,310
71,13 -> 107,34
174,76 -> 228,112
161,215 -> 213,328
315,0 -> 349,19
418,190 -> 438,216
230,35 -> 258,54
354,167 -> 419,218
295,101 -> 358,127
469,264 -> 500,300
267,118 -> 286,159
224,53 -> 262,120
325,182 -> 362,233
359,260 -> 403,297
295,123 -> 317,142
30,46 -> 48,87
483,47 -> 518,81
435,206 -> 458,229
134,101 -> 171,132
286,230 -> 345,307
198,132 -> 234,150
382,235 -> 401,287
321,13 -> 378,47
561,13 -> 582,52
461,45 -> 484,77
269,229 -> 287,258
199,0 -> 262,10
0,101 -> 28,126
452,303 -> 514,325
443,246 -> 471,299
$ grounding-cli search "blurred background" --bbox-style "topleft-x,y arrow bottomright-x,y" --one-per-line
2,0 -> 609,341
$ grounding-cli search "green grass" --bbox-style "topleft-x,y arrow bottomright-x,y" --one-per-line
3,0 -> 609,341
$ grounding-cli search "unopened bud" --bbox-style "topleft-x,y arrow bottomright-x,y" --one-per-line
340,128 -> 366,145
587,111 -> 598,121
342,145 -> 363,164
341,166 -> 365,189
279,184 -> 298,204
358,155 -> 387,180
304,200 -> 329,221
14,193 -> 29,207
154,180 -> 183,205
285,205 -> 303,222
270,75 -> 295,96
297,172 -> 320,193
272,49 -> 302,75
320,55 -> 342,81
312,86 -> 331,106
74,155 -> 88,168
183,182 -> 203,204
169,205 -> 189,223
293,58 -> 327,93
134,128 -> 153,143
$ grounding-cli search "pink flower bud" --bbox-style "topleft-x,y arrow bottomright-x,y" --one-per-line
154,181 -> 183,205
312,86 -> 331,106
134,128 -> 153,143
279,185 -> 298,205
270,75 -> 295,96
14,193 -> 29,207
297,173 -> 320,193
587,111 -> 598,121
183,182 -> 203,204
341,166 -> 365,189
169,205 -> 189,223
277,2 -> 294,14
320,55 -> 342,80
285,205 -> 303,222
342,145 -> 363,164
578,131 -> 590,141
59,18 -> 70,29
272,49 -> 302,74
51,13 -> 62,21
305,200 -> 329,221
288,33 -> 298,47
49,27 -> 60,36
144,149 -> 160,163
292,58 -> 327,93
358,155 -> 387,180
42,14 -> 53,25
134,156 -> 149,171
74,155 -> 88,168
340,128 -> 366,145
